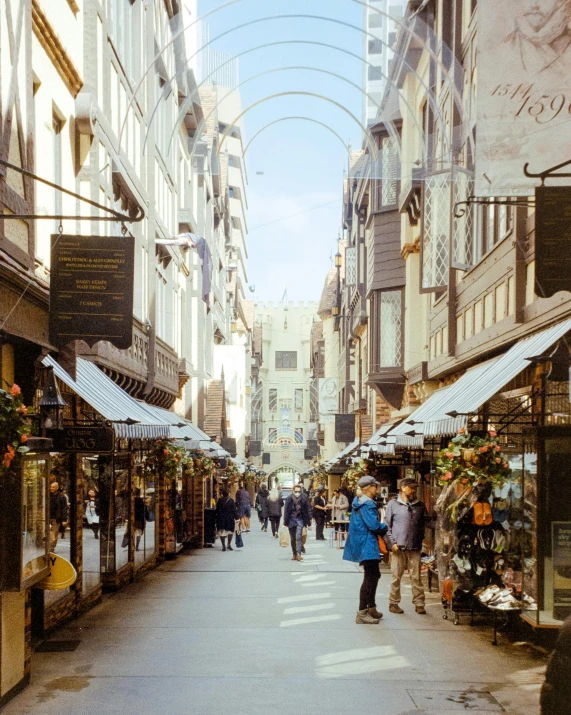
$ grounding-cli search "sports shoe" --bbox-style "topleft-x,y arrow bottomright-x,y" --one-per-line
389,604 -> 404,614
356,609 -> 380,624
368,607 -> 383,619
415,606 -> 427,614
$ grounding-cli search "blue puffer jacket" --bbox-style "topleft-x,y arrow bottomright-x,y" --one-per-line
343,496 -> 388,564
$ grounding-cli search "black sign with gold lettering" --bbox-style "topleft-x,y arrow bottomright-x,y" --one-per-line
535,187 -> 571,298
335,414 -> 356,443
49,426 -> 115,453
50,234 -> 135,349
374,454 -> 411,467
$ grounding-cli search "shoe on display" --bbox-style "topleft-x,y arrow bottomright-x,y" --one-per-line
356,610 -> 380,624
389,604 -> 404,614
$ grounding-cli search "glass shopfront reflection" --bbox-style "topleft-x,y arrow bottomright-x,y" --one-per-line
82,456 -> 102,594
21,456 -> 48,585
132,462 -> 156,567
114,455 -> 130,571
45,454 -> 73,607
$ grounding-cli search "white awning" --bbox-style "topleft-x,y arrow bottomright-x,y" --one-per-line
43,356 -> 169,440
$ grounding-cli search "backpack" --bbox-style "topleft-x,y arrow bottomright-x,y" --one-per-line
473,501 -> 493,526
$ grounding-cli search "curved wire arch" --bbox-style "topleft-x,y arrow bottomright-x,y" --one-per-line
167,62 -> 426,168
145,15 -> 449,163
213,92 -> 378,158
166,64 -> 424,161
119,1 -> 469,162
243,117 -> 352,157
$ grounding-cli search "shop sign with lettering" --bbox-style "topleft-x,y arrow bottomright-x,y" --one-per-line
49,427 -> 115,453
50,234 -> 135,349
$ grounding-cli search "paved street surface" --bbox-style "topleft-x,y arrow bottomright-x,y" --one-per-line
5,527 -> 545,715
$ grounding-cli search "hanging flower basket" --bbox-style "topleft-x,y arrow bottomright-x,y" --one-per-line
146,440 -> 194,481
436,429 -> 511,490
0,385 -> 31,479
342,460 -> 369,491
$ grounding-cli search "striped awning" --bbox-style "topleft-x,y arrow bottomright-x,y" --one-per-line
43,356 -> 169,440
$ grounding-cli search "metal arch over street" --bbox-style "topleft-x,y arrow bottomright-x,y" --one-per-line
119,0 -> 469,162
215,92 -> 378,159
243,118 -> 351,158
149,15 -> 450,164
166,62 -> 428,167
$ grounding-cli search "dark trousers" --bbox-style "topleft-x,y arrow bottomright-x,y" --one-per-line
315,515 -> 325,540
269,516 -> 280,535
289,518 -> 303,556
359,560 -> 381,610
261,516 -> 268,529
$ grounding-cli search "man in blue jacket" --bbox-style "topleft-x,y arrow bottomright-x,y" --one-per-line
343,476 -> 388,624
384,478 -> 427,615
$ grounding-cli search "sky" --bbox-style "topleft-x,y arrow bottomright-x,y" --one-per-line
197,0 -> 366,302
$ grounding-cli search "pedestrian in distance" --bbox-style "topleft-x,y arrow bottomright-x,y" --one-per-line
540,614 -> 571,715
312,486 -> 328,540
255,484 -> 270,531
384,477 -> 428,615
330,488 -> 350,533
216,490 -> 238,551
343,476 -> 388,624
283,483 -> 312,561
84,488 -> 100,540
49,481 -> 68,550
267,486 -> 284,537
235,483 -> 252,532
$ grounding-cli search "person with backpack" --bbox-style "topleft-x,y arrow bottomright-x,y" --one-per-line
384,478 -> 428,615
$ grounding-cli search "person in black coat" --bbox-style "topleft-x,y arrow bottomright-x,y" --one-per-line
283,485 -> 312,561
215,490 -> 238,551
255,485 -> 270,532
540,615 -> 571,714
267,487 -> 284,537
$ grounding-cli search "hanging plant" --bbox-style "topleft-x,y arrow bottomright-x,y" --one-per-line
342,459 -> 369,491
436,429 -> 511,489
310,466 -> 328,491
146,440 -> 194,481
0,385 -> 31,478
223,459 -> 241,486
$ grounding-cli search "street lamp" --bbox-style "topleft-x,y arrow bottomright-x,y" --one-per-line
335,251 -> 342,268
39,367 -> 66,430
331,305 -> 339,317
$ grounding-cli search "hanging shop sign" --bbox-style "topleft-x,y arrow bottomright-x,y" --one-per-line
306,439 -> 319,458
50,234 -> 135,349
335,414 -> 355,443
49,426 -> 115,453
374,454 -> 411,467
535,187 -> 571,297
221,437 -> 237,456
476,0 -> 571,196
262,452 -> 271,465
553,521 -> 571,621
249,440 -> 262,457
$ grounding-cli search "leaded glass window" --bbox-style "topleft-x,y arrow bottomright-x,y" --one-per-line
379,290 -> 403,367
452,169 -> 475,270
345,247 -> 357,286
423,171 -> 451,290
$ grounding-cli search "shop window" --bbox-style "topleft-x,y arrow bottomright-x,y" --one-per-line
422,172 -> 451,290
268,388 -> 277,412
379,290 -> 403,367
345,246 -> 357,286
22,456 -> 49,586
115,455 -> 130,571
295,389 -> 303,412
132,460 -> 157,568
275,351 -> 297,370
45,455 -> 73,607
82,456 -> 102,595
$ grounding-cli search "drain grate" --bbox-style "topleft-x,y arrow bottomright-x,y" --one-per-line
407,689 -> 504,712
36,640 -> 81,653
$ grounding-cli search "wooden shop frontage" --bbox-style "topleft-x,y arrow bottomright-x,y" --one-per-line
0,355 -> 224,706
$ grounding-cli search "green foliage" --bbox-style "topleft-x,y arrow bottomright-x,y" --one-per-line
0,385 -> 31,478
436,429 -> 511,488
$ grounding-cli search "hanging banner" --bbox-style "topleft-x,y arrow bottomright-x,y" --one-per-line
535,186 -> 571,297
335,414 -> 356,444
476,0 -> 571,196
319,378 -> 338,425
50,234 -> 135,349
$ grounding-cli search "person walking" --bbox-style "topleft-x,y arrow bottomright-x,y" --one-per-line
235,484 -> 252,532
215,490 -> 238,551
133,488 -> 146,552
49,482 -> 68,550
267,487 -> 284,537
343,476 -> 388,624
384,478 -> 427,615
283,484 -> 311,561
255,484 -> 270,531
312,486 -> 328,540
540,614 -> 571,714
84,489 -> 100,539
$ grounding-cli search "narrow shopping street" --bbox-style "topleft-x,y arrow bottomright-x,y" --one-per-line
5,527 -> 545,715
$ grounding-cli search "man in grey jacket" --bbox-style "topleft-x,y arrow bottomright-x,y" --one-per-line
384,478 -> 427,615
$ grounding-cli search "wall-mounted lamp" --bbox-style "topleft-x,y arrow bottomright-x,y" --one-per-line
39,367 -> 66,431
332,306 -> 340,317
335,251 -> 342,269
231,319 -> 237,333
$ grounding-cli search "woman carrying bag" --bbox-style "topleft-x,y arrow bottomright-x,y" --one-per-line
216,490 -> 238,551
343,476 -> 388,625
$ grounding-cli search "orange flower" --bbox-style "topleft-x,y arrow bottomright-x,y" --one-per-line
16,405 -> 27,414
479,446 -> 488,453
20,434 -> 28,443
458,428 -> 465,434
443,471 -> 453,481
488,430 -> 497,438
163,449 -> 170,456
445,451 -> 455,459
10,384 -> 21,397
461,478 -> 468,484
3,445 -> 15,468
495,457 -> 501,464
495,445 -> 501,452
503,462 -> 508,469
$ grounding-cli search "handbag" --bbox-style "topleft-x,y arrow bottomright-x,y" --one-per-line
279,528 -> 290,548
235,532 -> 244,548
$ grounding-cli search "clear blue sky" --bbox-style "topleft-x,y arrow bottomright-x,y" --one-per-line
197,0 -> 365,302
